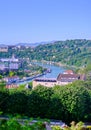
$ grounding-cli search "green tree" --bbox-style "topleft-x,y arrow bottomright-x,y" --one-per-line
7,91 -> 28,115
9,71 -> 15,77
53,82 -> 91,122
27,85 -> 53,118
0,75 -> 3,79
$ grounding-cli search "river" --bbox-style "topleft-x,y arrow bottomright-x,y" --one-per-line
18,62 -> 66,84
34,62 -> 65,78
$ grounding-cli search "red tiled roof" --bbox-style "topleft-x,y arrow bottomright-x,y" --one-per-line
64,70 -> 74,74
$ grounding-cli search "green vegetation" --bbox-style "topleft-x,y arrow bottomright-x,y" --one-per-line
0,80 -> 91,123
52,121 -> 90,130
76,63 -> 91,80
0,64 -> 45,79
0,39 -> 91,129
0,39 -> 91,67
0,81 -> 6,90
0,116 -> 46,130
1,118 -> 91,130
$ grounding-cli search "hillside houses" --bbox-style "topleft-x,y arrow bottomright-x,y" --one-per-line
33,70 -> 86,88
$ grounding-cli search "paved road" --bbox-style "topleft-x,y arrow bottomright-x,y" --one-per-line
46,124 -> 52,130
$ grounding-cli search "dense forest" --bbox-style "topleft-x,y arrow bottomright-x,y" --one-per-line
0,39 -> 91,66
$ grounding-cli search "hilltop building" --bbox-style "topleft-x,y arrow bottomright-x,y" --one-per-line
33,70 -> 85,88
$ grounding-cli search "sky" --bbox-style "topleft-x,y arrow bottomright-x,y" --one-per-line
0,0 -> 91,44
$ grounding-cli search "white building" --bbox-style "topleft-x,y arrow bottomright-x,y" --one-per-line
9,63 -> 19,70
0,54 -> 19,62
0,54 -> 20,70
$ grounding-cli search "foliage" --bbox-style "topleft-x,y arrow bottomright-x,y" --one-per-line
52,125 -> 63,130
51,121 -> 87,130
0,75 -> 3,79
0,80 -> 91,123
0,39 -> 91,67
0,116 -> 46,130
0,81 -> 6,90
53,82 -> 91,122
1,118 -> 91,130
27,85 -> 53,118
9,71 -> 15,77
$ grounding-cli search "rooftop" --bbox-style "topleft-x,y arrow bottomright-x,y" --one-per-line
34,78 -> 57,82
63,70 -> 74,74
57,74 -> 80,82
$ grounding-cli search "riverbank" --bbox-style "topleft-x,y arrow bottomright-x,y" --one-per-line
32,60 -> 66,67
14,61 -> 66,84
15,73 -> 45,84
32,60 -> 79,70
4,61 -> 79,85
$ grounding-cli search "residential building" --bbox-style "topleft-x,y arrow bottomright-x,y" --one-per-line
57,73 -> 80,85
9,63 -> 19,70
0,64 -> 6,70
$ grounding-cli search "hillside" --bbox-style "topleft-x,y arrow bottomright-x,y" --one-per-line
0,39 -> 91,66
33,39 -> 91,66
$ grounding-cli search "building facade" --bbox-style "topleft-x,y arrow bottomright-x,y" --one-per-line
0,54 -> 20,70
33,78 -> 57,88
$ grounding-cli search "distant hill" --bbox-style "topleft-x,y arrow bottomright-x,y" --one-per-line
0,39 -> 91,67
0,44 -> 8,47
0,41 -> 55,47
16,41 -> 56,47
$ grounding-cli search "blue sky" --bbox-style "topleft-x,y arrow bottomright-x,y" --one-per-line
0,0 -> 91,44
